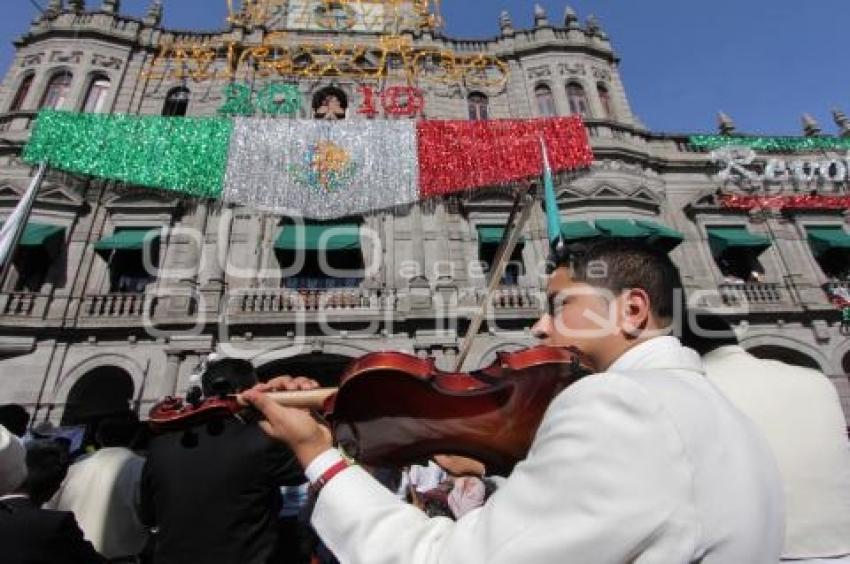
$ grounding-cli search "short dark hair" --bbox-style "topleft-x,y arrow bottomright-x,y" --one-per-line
552,238 -> 683,321
0,404 -> 30,438
95,412 -> 140,448
680,311 -> 739,355
201,358 -> 258,396
21,439 -> 70,505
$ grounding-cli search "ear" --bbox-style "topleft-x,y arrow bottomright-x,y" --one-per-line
619,288 -> 651,338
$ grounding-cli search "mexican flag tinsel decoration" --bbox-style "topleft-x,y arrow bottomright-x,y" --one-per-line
23,110 -> 592,219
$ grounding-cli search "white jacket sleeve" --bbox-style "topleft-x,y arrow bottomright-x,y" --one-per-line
311,375 -> 697,564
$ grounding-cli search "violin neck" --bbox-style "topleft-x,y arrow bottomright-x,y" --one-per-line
264,388 -> 338,409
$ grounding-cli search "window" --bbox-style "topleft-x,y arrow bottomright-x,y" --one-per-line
468,93 -> 489,120
477,227 -> 525,286
9,74 -> 34,112
566,82 -> 590,118
162,87 -> 190,117
94,228 -> 161,293
597,83 -> 614,119
83,76 -> 110,113
535,84 -> 556,117
40,71 -> 73,110
275,222 -> 363,289
313,87 -> 347,120
707,227 -> 771,284
479,243 -> 524,286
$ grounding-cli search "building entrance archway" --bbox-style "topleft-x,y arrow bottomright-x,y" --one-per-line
257,353 -> 353,387
61,366 -> 135,426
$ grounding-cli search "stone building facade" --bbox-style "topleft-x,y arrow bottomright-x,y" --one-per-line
0,0 -> 848,427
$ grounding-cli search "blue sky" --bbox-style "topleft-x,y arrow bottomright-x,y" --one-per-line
2,0 -> 848,135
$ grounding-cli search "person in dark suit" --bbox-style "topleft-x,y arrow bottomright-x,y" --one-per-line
0,434 -> 107,564
139,357 -> 305,564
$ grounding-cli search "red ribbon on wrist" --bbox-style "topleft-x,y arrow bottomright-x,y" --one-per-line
311,459 -> 350,494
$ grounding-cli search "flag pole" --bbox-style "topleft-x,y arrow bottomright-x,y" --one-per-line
0,161 -> 48,293
539,136 -> 565,252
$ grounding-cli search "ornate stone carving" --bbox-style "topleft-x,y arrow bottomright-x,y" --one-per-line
21,53 -> 44,67
526,65 -> 552,80
49,50 -> 84,64
591,66 -> 611,81
91,53 -> 123,70
557,62 -> 586,76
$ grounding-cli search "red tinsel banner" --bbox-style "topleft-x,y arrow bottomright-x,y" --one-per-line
720,194 -> 850,211
417,116 -> 593,197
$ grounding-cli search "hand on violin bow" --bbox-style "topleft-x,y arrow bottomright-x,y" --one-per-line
242,376 -> 333,468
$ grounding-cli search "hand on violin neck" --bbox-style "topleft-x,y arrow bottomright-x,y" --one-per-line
242,376 -> 332,469
254,375 -> 321,393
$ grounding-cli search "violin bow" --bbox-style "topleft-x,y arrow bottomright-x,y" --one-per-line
454,182 -> 535,371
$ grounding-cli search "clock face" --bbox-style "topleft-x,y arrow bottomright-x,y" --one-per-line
314,2 -> 356,30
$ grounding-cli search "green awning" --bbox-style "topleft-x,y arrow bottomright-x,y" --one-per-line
636,220 -> 685,251
707,227 -> 771,256
477,226 -> 527,245
94,228 -> 160,253
275,223 -> 361,251
560,221 -> 600,240
0,222 -> 65,247
807,226 -> 850,257
594,219 -> 651,238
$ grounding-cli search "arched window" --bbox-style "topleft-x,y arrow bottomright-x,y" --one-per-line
9,73 -> 34,112
312,87 -> 347,120
40,71 -> 73,110
162,87 -> 190,117
566,82 -> 590,118
83,75 -> 111,113
535,84 -> 556,117
597,83 -> 614,119
468,93 -> 489,120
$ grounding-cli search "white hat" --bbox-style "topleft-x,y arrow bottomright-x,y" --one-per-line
0,424 -> 27,495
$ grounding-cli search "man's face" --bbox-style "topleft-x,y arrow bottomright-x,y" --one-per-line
531,267 -> 623,370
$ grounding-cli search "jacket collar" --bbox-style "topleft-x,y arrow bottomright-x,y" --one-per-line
608,336 -> 705,374
703,345 -> 747,362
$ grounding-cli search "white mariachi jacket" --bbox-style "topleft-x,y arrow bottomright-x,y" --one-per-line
311,337 -> 784,564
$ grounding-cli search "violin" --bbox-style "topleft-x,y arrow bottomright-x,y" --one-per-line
149,345 -> 592,475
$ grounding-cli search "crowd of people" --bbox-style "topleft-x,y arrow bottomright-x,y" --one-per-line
1,239 -> 850,563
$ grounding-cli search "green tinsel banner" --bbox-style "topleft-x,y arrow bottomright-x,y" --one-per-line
689,135 -> 850,152
23,110 -> 232,198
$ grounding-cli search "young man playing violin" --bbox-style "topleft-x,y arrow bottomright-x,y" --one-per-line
244,239 -> 784,564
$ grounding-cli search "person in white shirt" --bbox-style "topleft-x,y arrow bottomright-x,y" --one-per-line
46,414 -> 148,560
684,312 -> 850,563
244,239 -> 784,564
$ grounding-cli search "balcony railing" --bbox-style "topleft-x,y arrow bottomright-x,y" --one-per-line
0,292 -> 41,317
489,287 -> 542,310
232,288 -> 391,315
719,282 -> 785,306
81,293 -> 153,318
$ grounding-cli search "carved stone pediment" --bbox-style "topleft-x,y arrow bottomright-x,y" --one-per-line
462,185 -> 520,213
0,180 -> 87,212
105,188 -> 181,215
557,183 -> 662,212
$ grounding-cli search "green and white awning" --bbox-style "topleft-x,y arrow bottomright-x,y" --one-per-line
274,223 -> 361,251
558,219 -> 683,249
94,228 -> 160,255
0,222 -> 65,247
707,226 -> 771,256
807,226 -> 850,257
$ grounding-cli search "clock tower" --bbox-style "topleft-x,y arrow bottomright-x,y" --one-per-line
228,1 -> 438,33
